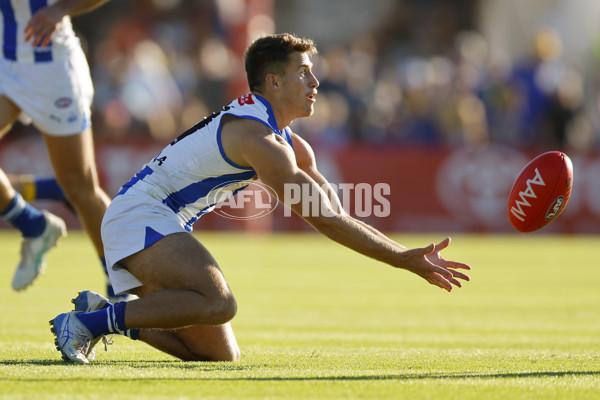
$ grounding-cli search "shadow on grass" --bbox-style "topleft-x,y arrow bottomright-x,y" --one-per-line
1,359 -> 599,382
0,359 -> 252,372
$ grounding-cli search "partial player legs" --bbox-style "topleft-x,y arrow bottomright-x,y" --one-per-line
41,128 -> 110,256
0,95 -> 19,139
139,324 -> 240,361
9,174 -> 72,208
0,96 -> 67,290
42,129 -> 127,298
0,169 -> 18,211
0,95 -> 21,209
51,232 -> 241,363
121,233 -> 238,327
121,233 -> 240,361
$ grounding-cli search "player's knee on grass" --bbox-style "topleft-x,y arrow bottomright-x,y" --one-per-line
186,324 -> 241,362
186,342 -> 240,362
210,344 -> 240,362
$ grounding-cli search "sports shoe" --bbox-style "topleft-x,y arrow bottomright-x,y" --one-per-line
12,211 -> 67,291
72,290 -> 109,313
49,311 -> 93,364
72,290 -> 111,360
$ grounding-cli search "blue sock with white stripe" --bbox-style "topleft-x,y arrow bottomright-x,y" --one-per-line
0,193 -> 46,238
77,302 -> 139,340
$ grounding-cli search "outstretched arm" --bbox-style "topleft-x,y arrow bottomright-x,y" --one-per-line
290,132 -> 470,289
231,122 -> 471,291
25,0 -> 111,47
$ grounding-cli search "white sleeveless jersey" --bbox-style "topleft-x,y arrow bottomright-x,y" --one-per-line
102,94 -> 293,293
116,93 -> 294,231
0,0 -> 80,63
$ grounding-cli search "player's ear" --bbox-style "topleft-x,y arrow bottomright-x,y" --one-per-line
266,74 -> 280,90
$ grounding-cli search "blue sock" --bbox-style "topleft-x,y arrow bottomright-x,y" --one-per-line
0,193 -> 46,238
125,327 -> 140,340
97,259 -> 139,339
77,302 -> 126,337
35,177 -> 67,201
35,176 -> 74,211
77,301 -> 139,340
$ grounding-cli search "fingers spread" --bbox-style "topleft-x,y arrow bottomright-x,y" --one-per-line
404,243 -> 435,260
450,269 -> 470,281
422,243 -> 435,255
447,261 -> 471,270
431,265 -> 469,289
427,275 -> 452,292
432,264 -> 454,280
447,276 -> 463,288
433,237 -> 451,252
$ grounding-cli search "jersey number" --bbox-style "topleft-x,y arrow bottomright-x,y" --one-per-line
152,155 -> 167,166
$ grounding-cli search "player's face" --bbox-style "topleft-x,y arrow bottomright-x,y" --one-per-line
279,52 -> 319,118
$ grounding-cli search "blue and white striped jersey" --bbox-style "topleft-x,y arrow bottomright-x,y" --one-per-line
0,0 -> 80,63
117,93 -> 294,231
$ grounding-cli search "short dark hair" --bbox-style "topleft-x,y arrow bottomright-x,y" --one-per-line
244,33 -> 317,93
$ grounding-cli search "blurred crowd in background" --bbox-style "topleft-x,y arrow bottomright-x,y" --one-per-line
9,0 -> 600,152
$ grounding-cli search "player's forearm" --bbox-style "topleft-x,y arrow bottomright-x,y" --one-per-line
282,171 -> 407,267
352,217 -> 407,252
306,213 -> 407,269
319,181 -> 346,215
308,171 -> 405,255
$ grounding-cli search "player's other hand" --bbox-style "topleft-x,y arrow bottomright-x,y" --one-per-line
25,5 -> 64,47
400,237 -> 471,292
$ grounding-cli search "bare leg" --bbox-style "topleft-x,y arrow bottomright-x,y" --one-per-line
138,324 -> 240,361
6,174 -> 24,196
120,232 -> 240,361
41,129 -> 110,256
0,96 -> 22,210
0,170 -> 18,211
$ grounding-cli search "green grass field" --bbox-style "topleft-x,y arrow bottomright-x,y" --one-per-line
0,231 -> 599,399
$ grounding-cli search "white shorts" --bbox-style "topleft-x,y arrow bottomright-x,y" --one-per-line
0,46 -> 93,136
101,191 -> 189,294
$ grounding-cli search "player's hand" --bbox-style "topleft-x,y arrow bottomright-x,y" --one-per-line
401,237 -> 471,292
24,5 -> 64,47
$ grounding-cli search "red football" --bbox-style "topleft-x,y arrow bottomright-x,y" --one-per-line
507,151 -> 573,232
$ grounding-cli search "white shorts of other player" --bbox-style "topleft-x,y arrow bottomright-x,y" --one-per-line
0,45 -> 93,136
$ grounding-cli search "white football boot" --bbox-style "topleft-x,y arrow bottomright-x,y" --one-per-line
49,311 -> 93,365
71,290 -> 112,360
12,210 -> 67,291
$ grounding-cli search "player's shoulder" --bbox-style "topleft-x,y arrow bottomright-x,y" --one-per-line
221,114 -> 273,143
225,93 -> 280,127
225,93 -> 266,115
